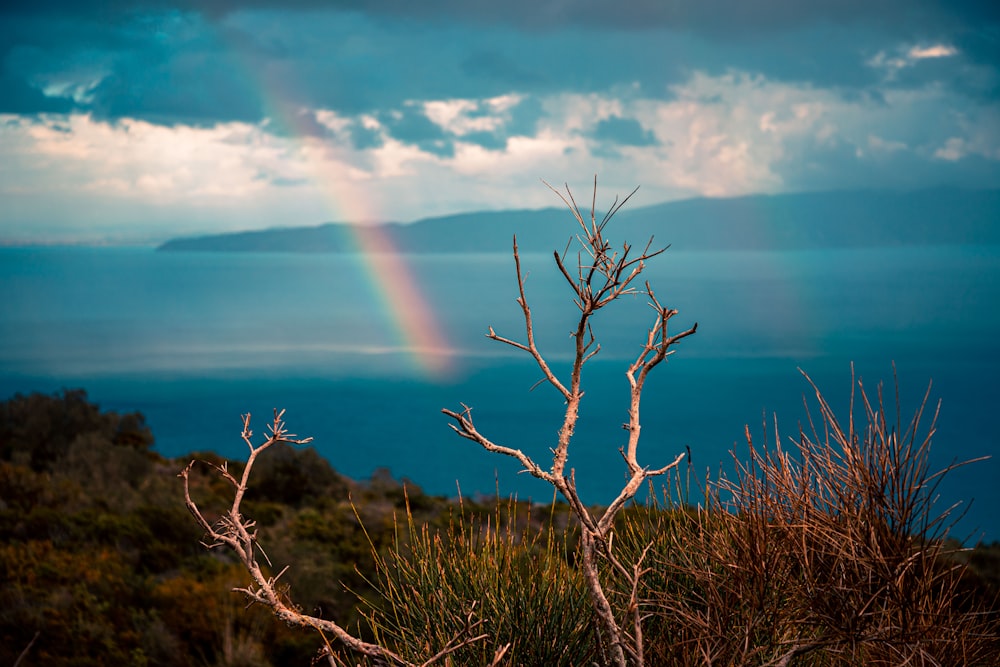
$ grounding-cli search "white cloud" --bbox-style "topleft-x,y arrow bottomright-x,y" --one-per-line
868,134 -> 908,153
422,99 -> 481,133
867,50 -> 908,75
868,42 -> 958,80
934,131 -> 1000,162
313,109 -> 352,133
934,137 -> 967,161
420,95 -> 523,136
908,44 -> 957,60
8,115 -> 271,199
451,131 -> 576,176
40,78 -> 104,104
366,138 -> 434,178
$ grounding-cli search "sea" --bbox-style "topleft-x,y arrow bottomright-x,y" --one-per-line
1,244 -> 998,543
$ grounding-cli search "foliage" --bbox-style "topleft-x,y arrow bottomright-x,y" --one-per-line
0,387 -> 153,473
0,390 -> 436,666
248,442 -> 350,508
357,497 -> 597,666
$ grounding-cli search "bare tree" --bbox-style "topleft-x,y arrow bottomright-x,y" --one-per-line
443,178 -> 698,667
180,409 -> 507,667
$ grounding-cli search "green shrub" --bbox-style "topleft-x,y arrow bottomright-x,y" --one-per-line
248,443 -> 349,507
357,498 -> 599,666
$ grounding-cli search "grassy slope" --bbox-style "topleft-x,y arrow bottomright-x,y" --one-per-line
1,389 -> 997,666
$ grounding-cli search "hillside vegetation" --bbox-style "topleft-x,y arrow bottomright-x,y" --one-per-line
0,388 -> 998,665
0,388 -> 468,666
0,390 -> 1000,667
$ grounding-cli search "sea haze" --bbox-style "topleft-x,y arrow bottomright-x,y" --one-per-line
2,190 -> 999,543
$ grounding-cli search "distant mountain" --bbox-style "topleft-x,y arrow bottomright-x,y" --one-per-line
157,188 -> 1000,253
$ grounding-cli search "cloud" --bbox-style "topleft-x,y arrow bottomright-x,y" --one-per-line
932,111 -> 1000,162
378,106 -> 454,158
867,42 -> 961,83
867,134 -> 908,154
2,1 -> 995,128
0,71 -> 75,114
590,116 -> 658,147
1,1 -> 998,243
414,94 -> 531,152
5,60 -> 996,244
935,137 -> 968,161
909,44 -> 958,60
460,50 -> 547,88
1,9 -> 269,125
346,121 -> 383,151
16,1 -> 993,36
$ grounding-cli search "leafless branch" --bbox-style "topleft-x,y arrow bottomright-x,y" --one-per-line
181,409 -> 489,666
443,178 -> 697,666
13,630 -> 40,667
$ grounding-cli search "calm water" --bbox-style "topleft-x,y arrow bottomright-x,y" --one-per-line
1,245 -> 998,542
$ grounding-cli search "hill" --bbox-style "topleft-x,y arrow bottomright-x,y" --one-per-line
157,188 -> 1000,253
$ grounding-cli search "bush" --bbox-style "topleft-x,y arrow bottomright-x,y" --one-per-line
358,498 -> 598,666
248,443 -> 349,508
611,370 -> 1000,665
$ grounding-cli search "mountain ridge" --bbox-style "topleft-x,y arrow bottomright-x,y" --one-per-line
157,187 -> 1000,253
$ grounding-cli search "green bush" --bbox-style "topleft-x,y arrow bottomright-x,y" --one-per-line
0,388 -> 153,472
248,443 -> 349,508
357,498 -> 599,666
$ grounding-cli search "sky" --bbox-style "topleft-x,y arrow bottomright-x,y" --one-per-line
1,1 -> 998,244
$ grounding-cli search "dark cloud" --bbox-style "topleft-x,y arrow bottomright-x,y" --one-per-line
0,71 -> 75,114
590,116 -> 657,147
0,0 -> 995,125
586,115 -> 659,160
9,1 -> 998,35
459,131 -> 507,151
504,95 -> 546,136
282,109 -> 332,139
348,122 -> 383,150
86,53 -> 264,126
379,106 -> 454,157
460,51 -> 548,88
1,9 -> 267,125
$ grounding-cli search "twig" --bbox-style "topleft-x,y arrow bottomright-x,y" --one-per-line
13,631 -> 40,667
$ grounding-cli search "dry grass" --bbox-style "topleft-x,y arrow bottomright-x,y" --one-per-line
612,368 -> 999,666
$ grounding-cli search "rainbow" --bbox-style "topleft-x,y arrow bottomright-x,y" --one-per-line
252,89 -> 455,380
329,213 -> 456,380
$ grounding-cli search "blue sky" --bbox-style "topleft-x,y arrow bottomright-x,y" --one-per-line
1,0 -> 998,243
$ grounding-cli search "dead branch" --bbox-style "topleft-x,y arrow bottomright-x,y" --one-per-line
13,630 -> 40,667
443,178 -> 697,666
181,409 -> 489,667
